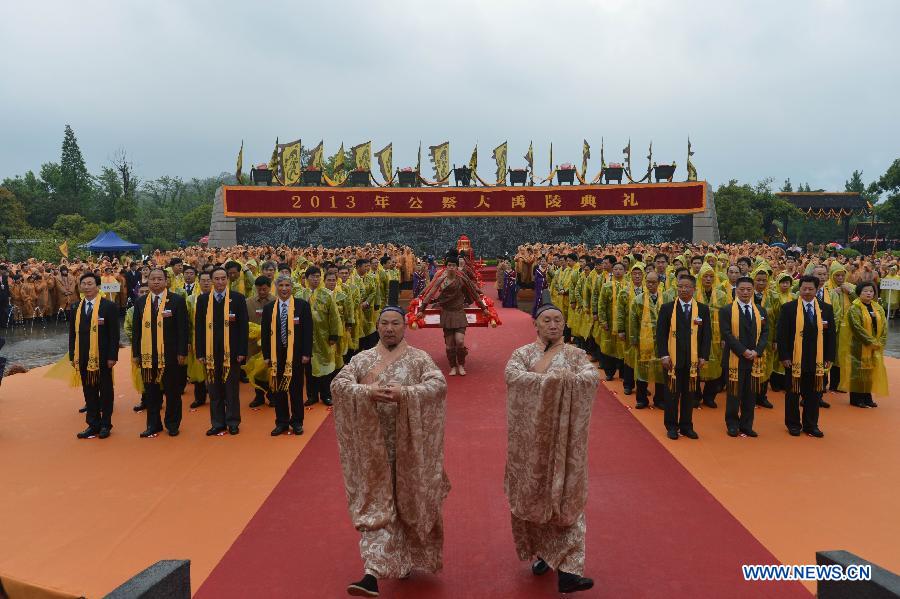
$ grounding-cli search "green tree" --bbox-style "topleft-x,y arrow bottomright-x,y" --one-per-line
53,213 -> 100,242
94,167 -> 122,223
0,187 -> 29,244
714,180 -> 765,242
182,203 -> 213,241
58,125 -> 93,216
1,170 -> 54,228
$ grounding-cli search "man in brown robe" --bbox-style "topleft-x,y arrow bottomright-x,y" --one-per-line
504,304 -> 599,594
332,306 -> 449,598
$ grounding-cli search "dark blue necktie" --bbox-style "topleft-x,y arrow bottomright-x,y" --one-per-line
806,302 -> 814,324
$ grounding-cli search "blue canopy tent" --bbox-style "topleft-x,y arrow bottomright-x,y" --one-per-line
81,231 -> 141,253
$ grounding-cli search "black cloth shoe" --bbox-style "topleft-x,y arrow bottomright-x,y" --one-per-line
865,400 -> 878,408
248,397 -> 265,409
653,402 -> 666,410
806,428 -> 824,438
702,400 -> 718,409
756,399 -> 774,409
532,558 -> 550,576
741,429 -> 758,438
831,389 -> 846,394
304,397 -> 319,407
292,425 -> 304,436
78,405 -> 88,414
139,427 -> 161,438
167,429 -> 179,437
206,427 -> 225,436
271,425 -> 288,436
98,428 -> 111,439
228,425 -> 239,435
666,429 -> 679,440
727,428 -> 738,437
681,429 -> 699,440
819,400 -> 831,408
849,399 -> 866,407
189,399 -> 205,409
347,574 -> 379,597
788,428 -> 802,437
635,402 -> 649,409
76,427 -> 99,439
133,403 -> 146,412
623,387 -> 633,395
558,571 -> 594,593
323,397 -> 333,407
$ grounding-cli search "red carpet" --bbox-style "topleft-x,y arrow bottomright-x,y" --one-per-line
197,307 -> 810,598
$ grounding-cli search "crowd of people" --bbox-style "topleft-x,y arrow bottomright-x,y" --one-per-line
503,240 -> 895,439
0,238 -> 896,596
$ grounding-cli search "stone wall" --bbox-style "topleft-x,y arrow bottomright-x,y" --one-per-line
209,185 -> 718,254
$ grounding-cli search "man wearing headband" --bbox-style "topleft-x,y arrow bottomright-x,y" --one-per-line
503,304 -> 599,594
332,305 -> 449,597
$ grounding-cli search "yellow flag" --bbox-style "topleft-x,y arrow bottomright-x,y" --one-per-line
468,145 -> 478,173
279,139 -> 302,186
268,137 -> 282,184
416,141 -> 422,173
333,143 -> 346,173
309,140 -> 324,169
493,141 -> 507,184
581,139 -> 591,177
59,240 -> 69,258
235,140 -> 244,184
351,141 -> 371,171
524,141 -> 533,171
375,143 -> 392,181
429,141 -> 450,181
600,137 -> 606,169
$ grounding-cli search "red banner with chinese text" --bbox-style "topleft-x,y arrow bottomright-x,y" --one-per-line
222,182 -> 706,218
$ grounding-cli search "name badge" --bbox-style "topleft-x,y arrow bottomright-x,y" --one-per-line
255,309 -> 263,315
228,313 -> 236,321
97,318 -> 105,325
293,317 -> 300,324
163,309 -> 172,317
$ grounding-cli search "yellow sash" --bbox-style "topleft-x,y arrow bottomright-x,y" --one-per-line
856,299 -> 881,367
73,298 -> 100,386
140,290 -> 167,383
206,287 -> 232,383
639,292 -> 660,361
791,300 -> 824,393
728,301 -> 762,396
269,298 -> 296,391
667,300 -> 699,392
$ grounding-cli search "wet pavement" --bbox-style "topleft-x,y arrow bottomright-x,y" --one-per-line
0,318 -> 129,374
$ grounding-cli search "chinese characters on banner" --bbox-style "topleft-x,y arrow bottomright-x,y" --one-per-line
223,182 -> 706,218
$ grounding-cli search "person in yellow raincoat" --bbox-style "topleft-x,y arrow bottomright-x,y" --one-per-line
584,259 -> 607,362
185,271 -> 211,409
696,262 -> 729,408
751,264 -> 781,409
596,261 -> 626,382
839,281 -> 888,408
244,275 -> 276,408
879,264 -> 899,317
337,263 -> 360,361
326,270 -> 353,370
615,262 -> 645,395
297,266 -> 342,407
554,254 -> 577,342
352,258 -> 378,350
629,270 -> 666,409
768,272 -> 796,392
825,262 -> 856,393
124,280 -> 149,411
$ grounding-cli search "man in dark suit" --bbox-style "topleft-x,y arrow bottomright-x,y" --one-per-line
778,275 -> 836,438
68,272 -> 120,439
720,277 -> 768,437
261,274 -> 313,436
0,264 -> 10,327
656,275 -> 711,440
131,268 -> 189,437
195,267 -> 249,436
124,260 -> 141,302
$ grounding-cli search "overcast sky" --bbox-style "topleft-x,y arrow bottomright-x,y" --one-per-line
1,0 -> 897,193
